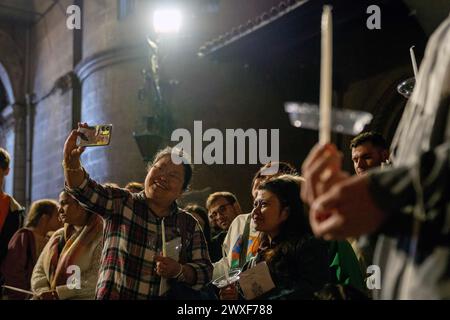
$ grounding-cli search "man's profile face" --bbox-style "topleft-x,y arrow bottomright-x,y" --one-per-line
351,142 -> 388,175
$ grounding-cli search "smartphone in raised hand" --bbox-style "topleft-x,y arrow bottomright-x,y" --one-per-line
77,124 -> 112,147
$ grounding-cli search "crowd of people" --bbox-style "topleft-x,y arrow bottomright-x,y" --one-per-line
0,12 -> 449,300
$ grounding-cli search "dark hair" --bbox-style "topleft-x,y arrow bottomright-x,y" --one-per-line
0,148 -> 10,170
184,204 -> 211,244
149,147 -> 193,191
25,199 -> 59,228
257,175 -> 310,239
60,190 -> 94,216
256,176 -> 312,273
251,161 -> 298,189
205,191 -> 239,211
350,131 -> 388,150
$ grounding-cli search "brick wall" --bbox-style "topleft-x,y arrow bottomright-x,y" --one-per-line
83,0 -> 147,58
80,58 -> 148,186
29,0 -> 74,201
31,92 -> 72,200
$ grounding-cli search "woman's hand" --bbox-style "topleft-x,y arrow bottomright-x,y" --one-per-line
219,283 -> 238,300
63,123 -> 89,188
155,255 -> 182,279
63,122 -> 88,168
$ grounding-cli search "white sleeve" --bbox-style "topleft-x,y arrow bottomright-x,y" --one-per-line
55,240 -> 102,300
30,239 -> 52,295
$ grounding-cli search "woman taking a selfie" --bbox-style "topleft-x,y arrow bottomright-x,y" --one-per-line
220,175 -> 330,300
62,123 -> 212,299
30,191 -> 103,300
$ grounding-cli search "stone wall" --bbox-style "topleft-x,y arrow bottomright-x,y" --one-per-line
0,0 -> 434,211
29,0 -> 74,201
78,53 -> 148,186
0,24 -> 26,204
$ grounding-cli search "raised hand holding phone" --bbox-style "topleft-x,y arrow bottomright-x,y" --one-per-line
64,123 -> 88,169
63,123 -> 94,189
77,124 -> 112,147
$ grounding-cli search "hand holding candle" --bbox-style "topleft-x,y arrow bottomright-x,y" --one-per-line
319,5 -> 333,145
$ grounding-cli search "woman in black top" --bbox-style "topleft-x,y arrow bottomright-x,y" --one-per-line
220,175 -> 330,300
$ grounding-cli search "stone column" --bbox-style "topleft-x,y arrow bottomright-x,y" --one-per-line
12,102 -> 26,206
75,45 -> 149,185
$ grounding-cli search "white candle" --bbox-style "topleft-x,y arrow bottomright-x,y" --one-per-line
319,5 -> 333,145
224,268 -> 230,285
410,45 -> 418,78
222,244 -> 230,284
161,218 -> 167,257
2,285 -> 34,295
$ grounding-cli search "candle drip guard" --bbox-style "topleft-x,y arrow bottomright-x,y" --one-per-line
285,102 -> 373,136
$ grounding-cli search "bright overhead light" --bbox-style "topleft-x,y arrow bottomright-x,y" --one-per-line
153,9 -> 182,34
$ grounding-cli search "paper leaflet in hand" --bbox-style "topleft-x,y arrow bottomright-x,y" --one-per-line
159,237 -> 182,296
238,261 -> 275,300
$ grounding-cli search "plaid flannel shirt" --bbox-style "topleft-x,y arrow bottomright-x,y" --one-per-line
66,173 -> 212,299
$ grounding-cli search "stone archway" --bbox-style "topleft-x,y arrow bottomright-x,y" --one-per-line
0,30 -> 24,106
0,62 -> 17,196
0,62 -> 15,106
0,29 -> 25,204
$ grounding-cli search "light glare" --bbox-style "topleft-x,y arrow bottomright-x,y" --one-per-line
153,9 -> 182,34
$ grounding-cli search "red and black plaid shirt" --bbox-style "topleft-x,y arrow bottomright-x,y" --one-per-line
66,173 -> 212,299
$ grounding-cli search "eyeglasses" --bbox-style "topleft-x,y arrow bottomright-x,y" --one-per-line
209,203 -> 233,219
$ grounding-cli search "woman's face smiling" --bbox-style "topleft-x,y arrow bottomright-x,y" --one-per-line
145,155 -> 185,206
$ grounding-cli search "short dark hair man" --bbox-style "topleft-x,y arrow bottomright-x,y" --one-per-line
350,132 -> 389,175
